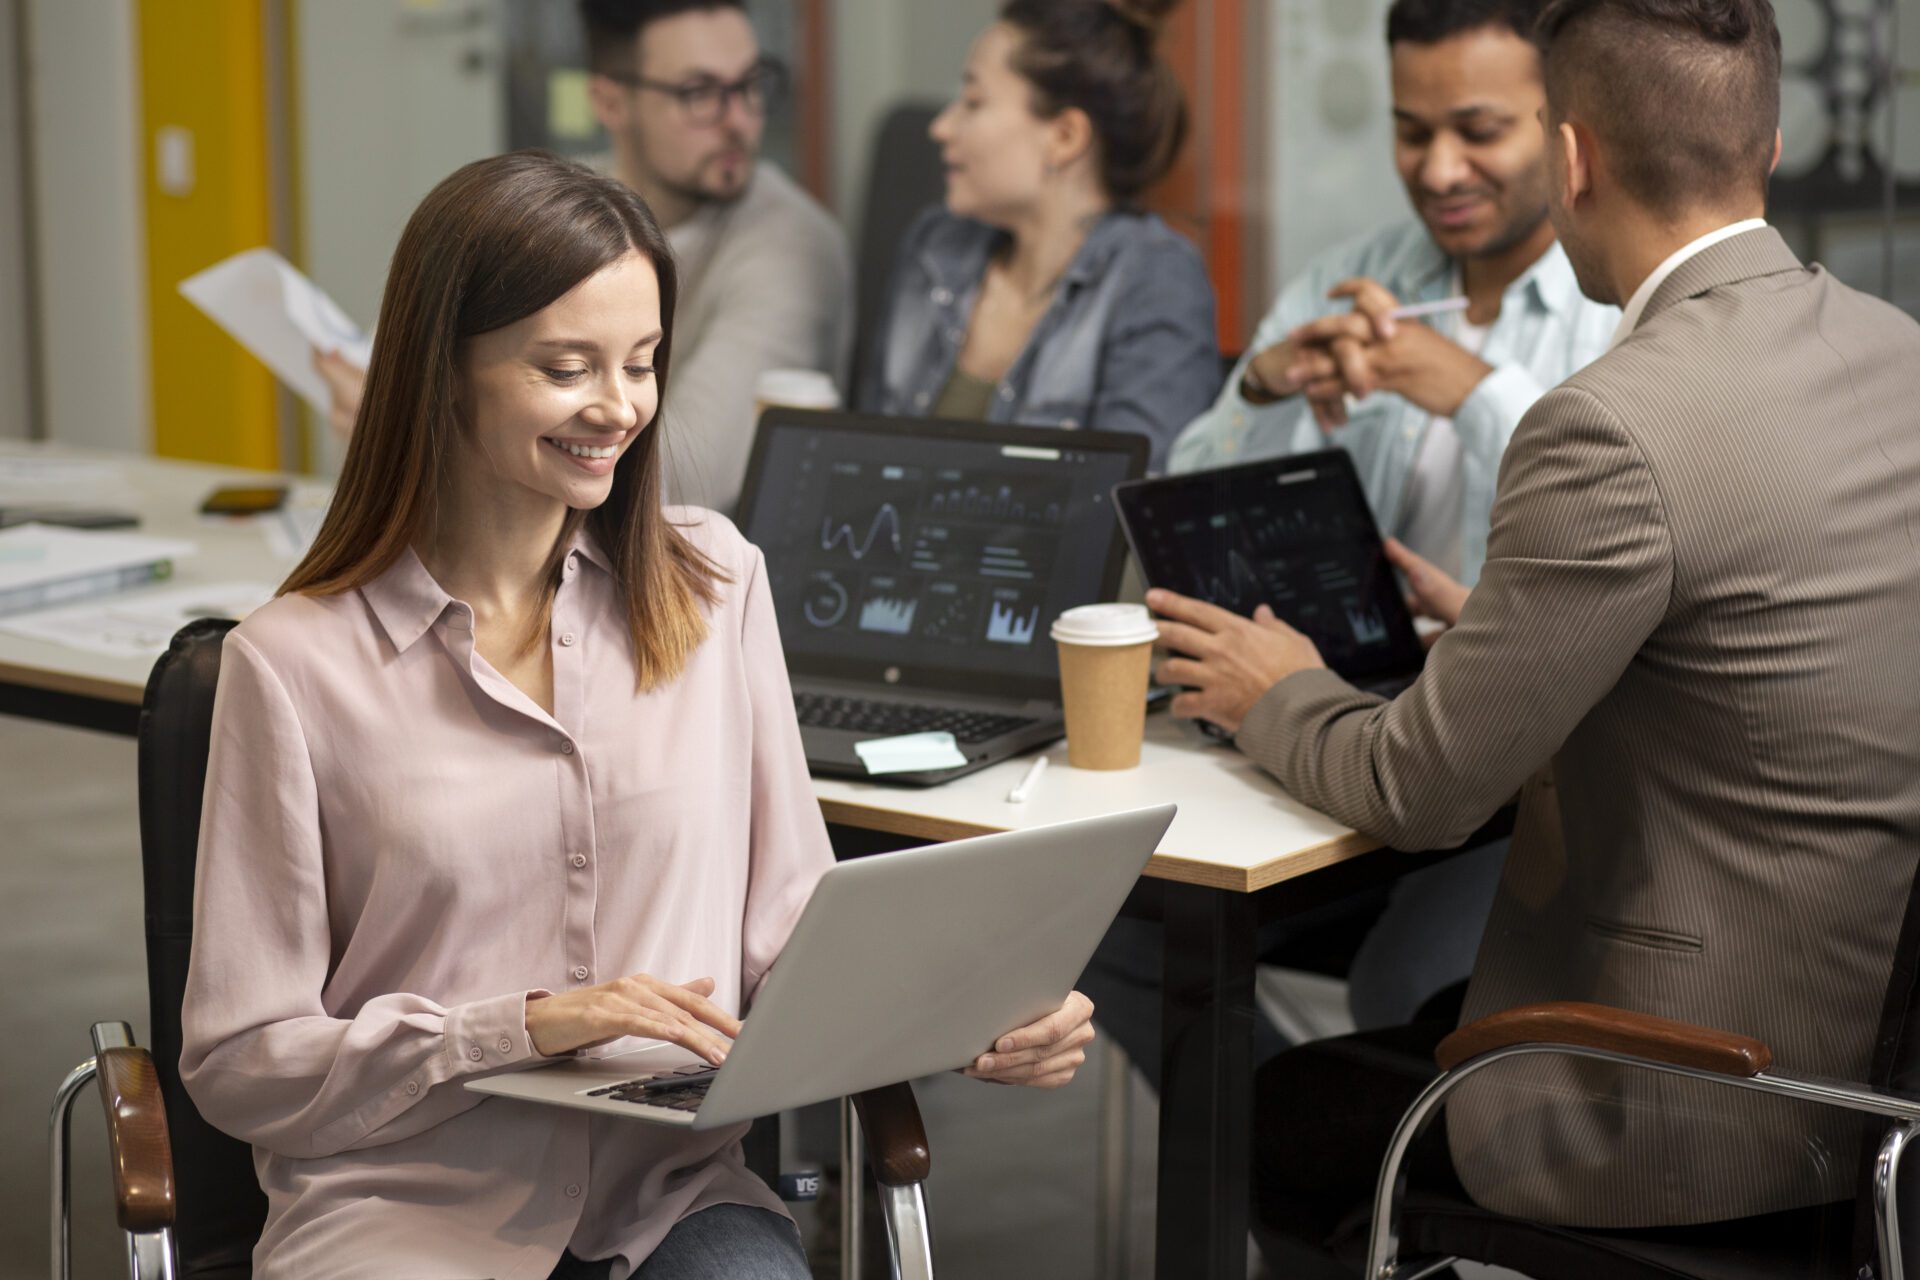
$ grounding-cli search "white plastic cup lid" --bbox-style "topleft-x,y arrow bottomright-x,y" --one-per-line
755,369 -> 841,410
1050,603 -> 1158,647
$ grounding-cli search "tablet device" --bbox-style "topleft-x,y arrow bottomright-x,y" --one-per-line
1113,450 -> 1426,691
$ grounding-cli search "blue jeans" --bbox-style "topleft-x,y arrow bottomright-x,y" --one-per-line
546,1203 -> 809,1280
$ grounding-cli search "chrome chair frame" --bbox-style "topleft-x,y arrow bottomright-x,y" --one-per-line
1364,1040 -> 1920,1280
51,1022 -> 177,1280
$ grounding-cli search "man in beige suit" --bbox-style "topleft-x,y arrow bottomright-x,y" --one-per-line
1150,0 -> 1920,1269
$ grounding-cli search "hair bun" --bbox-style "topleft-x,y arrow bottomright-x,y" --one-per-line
1104,0 -> 1182,34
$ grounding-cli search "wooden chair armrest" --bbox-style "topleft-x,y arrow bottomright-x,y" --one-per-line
1435,1001 -> 1773,1078
851,1082 -> 931,1186
95,1046 -> 177,1232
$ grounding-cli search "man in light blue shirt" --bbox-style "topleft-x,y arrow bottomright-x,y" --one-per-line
1171,0 -> 1617,588
1081,0 -> 1620,1085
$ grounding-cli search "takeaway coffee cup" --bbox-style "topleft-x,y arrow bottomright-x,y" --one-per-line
753,369 -> 840,425
1051,603 -> 1159,770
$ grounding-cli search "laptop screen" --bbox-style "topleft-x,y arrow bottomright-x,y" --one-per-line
738,410 -> 1147,701
1113,450 -> 1427,683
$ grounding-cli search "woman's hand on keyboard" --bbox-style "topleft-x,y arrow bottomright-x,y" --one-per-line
963,991 -> 1097,1089
525,974 -> 742,1064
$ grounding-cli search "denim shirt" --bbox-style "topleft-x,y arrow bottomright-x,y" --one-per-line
1169,220 -> 1619,584
858,206 -> 1221,471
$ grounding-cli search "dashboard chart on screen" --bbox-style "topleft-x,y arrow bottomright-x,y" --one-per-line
1114,450 -> 1427,684
741,418 -> 1141,690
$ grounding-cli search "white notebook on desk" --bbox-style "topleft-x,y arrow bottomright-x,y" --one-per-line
0,524 -> 195,617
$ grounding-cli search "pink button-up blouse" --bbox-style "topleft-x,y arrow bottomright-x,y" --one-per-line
179,511 -> 833,1279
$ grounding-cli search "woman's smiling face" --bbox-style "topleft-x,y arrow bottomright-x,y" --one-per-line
453,250 -> 664,514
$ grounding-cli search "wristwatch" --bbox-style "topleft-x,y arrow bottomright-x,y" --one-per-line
1238,363 -> 1284,406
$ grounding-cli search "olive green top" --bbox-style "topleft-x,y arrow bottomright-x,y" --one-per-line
929,368 -> 997,421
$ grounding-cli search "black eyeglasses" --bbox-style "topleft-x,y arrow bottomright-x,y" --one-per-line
601,59 -> 789,125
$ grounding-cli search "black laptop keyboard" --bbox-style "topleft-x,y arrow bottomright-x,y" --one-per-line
793,692 -> 1036,745
585,1063 -> 718,1112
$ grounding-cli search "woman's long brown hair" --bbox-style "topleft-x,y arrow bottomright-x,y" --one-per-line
281,150 -> 724,690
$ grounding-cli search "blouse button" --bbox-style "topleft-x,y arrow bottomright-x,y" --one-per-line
571,852 -> 588,869
468,1046 -> 484,1062
559,741 -> 574,755
566,1183 -> 583,1199
572,965 -> 590,981
998,385 -> 1014,401
558,632 -> 576,647
931,286 -> 953,305
405,1080 -> 420,1095
497,1037 -> 514,1054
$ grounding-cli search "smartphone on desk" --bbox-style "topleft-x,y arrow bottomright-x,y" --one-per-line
200,485 -> 289,516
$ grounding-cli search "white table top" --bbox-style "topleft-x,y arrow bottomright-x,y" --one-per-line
0,442 -> 1380,893
0,441 -> 307,705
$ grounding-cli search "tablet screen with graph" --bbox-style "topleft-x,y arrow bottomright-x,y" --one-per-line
1113,449 -> 1426,684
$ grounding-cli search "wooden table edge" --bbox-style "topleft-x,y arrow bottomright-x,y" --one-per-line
816,796 -> 1383,893
0,658 -> 146,707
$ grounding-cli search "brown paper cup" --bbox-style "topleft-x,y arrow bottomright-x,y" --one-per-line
1056,638 -> 1154,770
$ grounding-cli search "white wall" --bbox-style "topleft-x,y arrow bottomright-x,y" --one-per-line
0,0 -> 35,439
1264,0 -> 1403,291
22,0 -> 148,453
296,0 -> 508,471
829,0 -> 992,231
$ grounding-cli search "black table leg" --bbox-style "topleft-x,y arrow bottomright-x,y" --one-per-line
1157,880 -> 1257,1278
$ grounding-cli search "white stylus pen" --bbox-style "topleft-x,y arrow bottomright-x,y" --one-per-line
1388,295 -> 1471,321
1006,755 -> 1049,805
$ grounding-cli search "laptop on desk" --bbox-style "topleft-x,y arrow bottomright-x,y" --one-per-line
467,805 -> 1176,1128
736,409 -> 1149,785
1114,449 -> 1428,700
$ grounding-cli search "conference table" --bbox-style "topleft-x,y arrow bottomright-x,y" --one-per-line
0,440 -> 1473,1279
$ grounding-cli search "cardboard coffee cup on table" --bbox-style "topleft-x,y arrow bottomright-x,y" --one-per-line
1051,603 -> 1159,770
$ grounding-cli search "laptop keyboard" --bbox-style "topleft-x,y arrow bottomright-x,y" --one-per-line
794,692 -> 1036,746
585,1063 -> 718,1112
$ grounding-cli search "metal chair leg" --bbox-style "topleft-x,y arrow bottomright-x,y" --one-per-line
1875,1120 -> 1917,1280
50,1058 -> 98,1280
127,1230 -> 177,1280
876,1182 -> 933,1280
841,1096 -> 865,1280
1094,1037 -> 1133,1278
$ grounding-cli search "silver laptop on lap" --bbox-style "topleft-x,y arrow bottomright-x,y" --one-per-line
467,805 -> 1176,1128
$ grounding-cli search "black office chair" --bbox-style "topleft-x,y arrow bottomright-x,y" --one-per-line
849,100 -> 947,401
1363,861 -> 1920,1279
50,618 -> 936,1279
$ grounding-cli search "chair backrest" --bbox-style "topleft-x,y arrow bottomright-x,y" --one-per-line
1847,849 -> 1920,1268
849,100 -> 946,401
139,618 -> 265,1278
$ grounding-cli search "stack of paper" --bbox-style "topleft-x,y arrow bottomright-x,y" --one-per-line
0,524 -> 196,617
2,580 -> 273,661
178,248 -> 371,413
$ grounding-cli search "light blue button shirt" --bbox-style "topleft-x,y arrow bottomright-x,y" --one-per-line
1168,220 -> 1618,584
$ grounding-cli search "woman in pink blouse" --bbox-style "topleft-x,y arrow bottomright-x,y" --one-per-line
180,151 -> 1097,1280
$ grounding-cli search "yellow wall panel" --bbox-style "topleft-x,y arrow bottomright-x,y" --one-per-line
139,0 -> 279,468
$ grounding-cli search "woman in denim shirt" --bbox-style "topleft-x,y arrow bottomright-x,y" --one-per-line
858,0 -> 1220,471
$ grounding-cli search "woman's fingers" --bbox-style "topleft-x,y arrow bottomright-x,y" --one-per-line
658,978 -> 744,1038
973,1018 -> 1095,1072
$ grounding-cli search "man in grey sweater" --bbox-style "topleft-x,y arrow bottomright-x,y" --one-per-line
318,0 -> 851,515
581,0 -> 852,513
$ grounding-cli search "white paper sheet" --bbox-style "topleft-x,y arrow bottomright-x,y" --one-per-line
1,580 -> 275,660
178,248 -> 372,412
853,731 -> 969,775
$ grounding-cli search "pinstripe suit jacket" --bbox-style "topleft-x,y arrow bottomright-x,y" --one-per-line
1236,227 -> 1920,1227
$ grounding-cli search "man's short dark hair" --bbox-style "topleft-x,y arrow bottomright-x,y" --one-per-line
1386,0 -> 1545,47
578,0 -> 746,75
1538,0 -> 1780,218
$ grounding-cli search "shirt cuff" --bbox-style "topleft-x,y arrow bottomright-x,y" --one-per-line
445,989 -> 551,1074
1453,363 -> 1547,458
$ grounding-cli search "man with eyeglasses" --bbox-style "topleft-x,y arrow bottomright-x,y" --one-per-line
313,0 -> 853,515
581,0 -> 852,512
